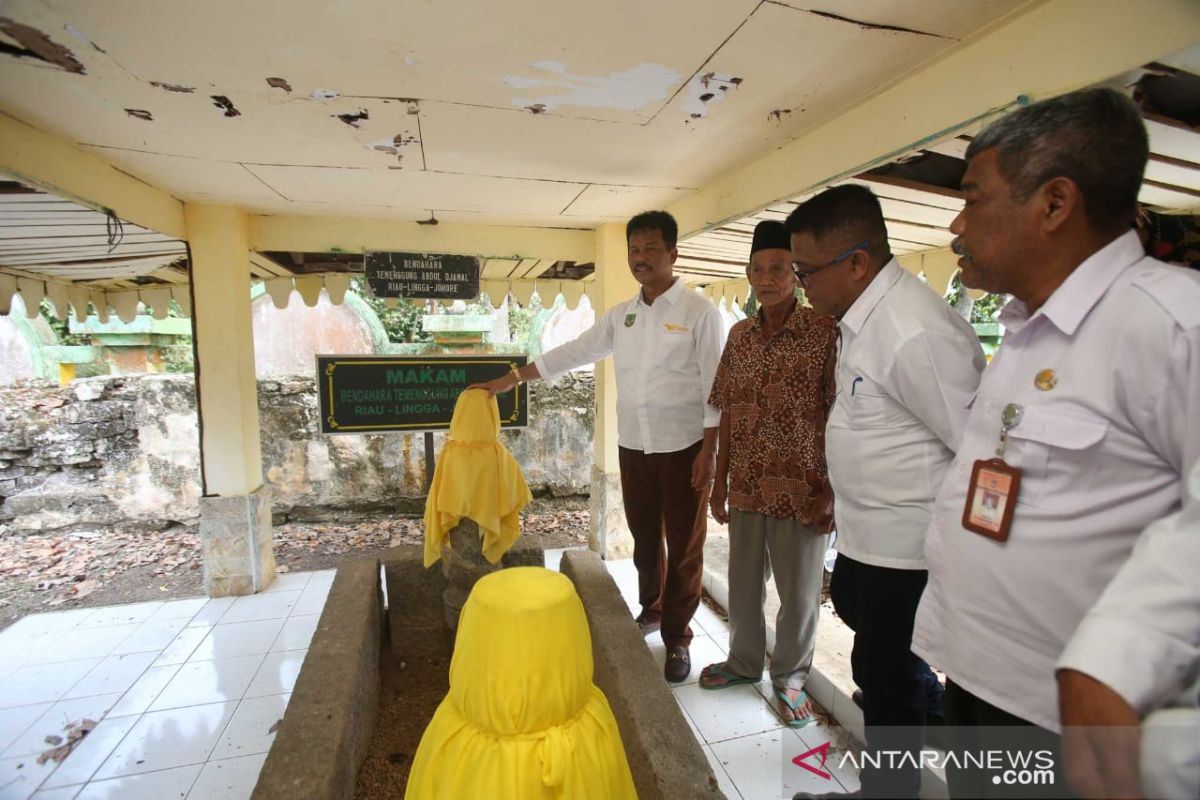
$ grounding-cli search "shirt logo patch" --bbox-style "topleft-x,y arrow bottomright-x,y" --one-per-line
624,313 -> 637,328
663,323 -> 690,333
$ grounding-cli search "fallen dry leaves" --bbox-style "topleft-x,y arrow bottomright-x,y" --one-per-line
36,718 -> 97,765
0,528 -> 202,608
0,511 -> 589,610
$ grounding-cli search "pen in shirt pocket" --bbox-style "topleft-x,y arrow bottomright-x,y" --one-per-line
851,377 -> 863,396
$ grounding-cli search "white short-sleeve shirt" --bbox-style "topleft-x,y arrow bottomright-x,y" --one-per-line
913,231 -> 1200,732
535,277 -> 725,454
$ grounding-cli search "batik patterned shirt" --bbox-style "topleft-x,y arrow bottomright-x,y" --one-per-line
709,301 -> 837,524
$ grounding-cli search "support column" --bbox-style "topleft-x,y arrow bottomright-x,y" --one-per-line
897,248 -> 960,297
588,223 -> 639,559
186,203 -> 276,596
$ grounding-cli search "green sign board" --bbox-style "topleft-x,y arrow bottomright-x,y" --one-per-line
316,354 -> 529,434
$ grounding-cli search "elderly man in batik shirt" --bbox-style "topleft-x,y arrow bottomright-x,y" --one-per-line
699,220 -> 837,728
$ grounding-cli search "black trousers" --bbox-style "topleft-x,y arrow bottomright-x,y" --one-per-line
943,681 -> 1069,799
830,554 -> 928,799
920,659 -> 946,719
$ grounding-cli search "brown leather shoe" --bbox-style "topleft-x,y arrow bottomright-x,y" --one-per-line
664,645 -> 691,683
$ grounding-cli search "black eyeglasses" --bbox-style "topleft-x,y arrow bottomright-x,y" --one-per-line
792,239 -> 869,286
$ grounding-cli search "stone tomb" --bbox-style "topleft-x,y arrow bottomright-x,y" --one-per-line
251,545 -> 725,799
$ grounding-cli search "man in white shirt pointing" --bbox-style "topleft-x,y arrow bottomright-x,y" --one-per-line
473,211 -> 726,683
788,185 -> 985,800
912,87 -> 1200,798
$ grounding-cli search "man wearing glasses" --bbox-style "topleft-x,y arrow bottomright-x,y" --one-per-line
787,185 -> 984,800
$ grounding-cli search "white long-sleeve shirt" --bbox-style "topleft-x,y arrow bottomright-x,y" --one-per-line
827,259 -> 985,569
534,277 -> 725,454
914,231 -> 1200,732
1058,457 -> 1200,798
1057,457 -> 1200,717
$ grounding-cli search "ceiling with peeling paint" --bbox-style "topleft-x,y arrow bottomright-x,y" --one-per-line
0,0 -> 1036,230
680,54 -> 1200,281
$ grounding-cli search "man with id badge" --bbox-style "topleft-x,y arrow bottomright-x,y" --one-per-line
912,88 -> 1200,798
787,186 -> 985,800
471,211 -> 726,684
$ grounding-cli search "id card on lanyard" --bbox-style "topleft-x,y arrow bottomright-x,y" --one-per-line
962,403 -> 1023,542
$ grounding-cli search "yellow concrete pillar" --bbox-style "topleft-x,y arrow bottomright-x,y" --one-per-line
588,223 -> 639,558
186,202 -> 276,596
898,249 -> 957,297
898,248 -> 987,301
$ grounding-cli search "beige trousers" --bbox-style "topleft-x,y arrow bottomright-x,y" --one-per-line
724,509 -> 828,691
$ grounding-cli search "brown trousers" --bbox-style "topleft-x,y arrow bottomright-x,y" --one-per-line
618,440 -> 709,648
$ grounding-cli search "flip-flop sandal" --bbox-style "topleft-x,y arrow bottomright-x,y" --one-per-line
776,688 -> 816,728
699,663 -> 757,691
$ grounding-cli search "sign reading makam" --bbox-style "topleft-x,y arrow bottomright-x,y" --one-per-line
365,251 -> 481,300
317,354 -> 528,434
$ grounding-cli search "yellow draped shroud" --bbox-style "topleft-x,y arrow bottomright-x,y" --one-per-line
422,388 -> 532,568
404,567 -> 638,800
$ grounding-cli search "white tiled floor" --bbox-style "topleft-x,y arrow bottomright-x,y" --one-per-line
594,552 -> 860,800
1,554 -> 857,800
0,569 -> 333,800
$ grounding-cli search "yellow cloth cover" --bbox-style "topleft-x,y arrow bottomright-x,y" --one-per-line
422,388 -> 532,568
405,567 -> 638,800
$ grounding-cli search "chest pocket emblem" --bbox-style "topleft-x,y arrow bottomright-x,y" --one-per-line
624,313 -> 637,328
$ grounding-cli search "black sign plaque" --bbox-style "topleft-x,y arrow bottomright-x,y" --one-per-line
364,252 -> 481,299
316,354 -> 528,434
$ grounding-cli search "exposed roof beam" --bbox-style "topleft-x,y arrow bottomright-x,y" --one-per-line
1143,177 -> 1200,199
248,251 -> 293,278
249,215 -> 595,264
668,0 -> 1200,237
861,174 -> 964,201
0,112 -> 186,239
1150,152 -> 1200,171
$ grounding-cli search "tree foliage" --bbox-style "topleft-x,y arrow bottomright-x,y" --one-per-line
944,271 -> 1008,324
508,300 -> 537,345
38,300 -> 90,345
351,277 -> 432,343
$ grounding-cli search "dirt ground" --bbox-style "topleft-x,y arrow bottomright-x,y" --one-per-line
354,592 -> 453,797
0,510 -> 589,633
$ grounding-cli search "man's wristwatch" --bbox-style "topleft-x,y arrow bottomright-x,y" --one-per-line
509,364 -> 521,386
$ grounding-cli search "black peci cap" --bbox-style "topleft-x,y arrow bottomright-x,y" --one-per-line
750,220 -> 790,255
